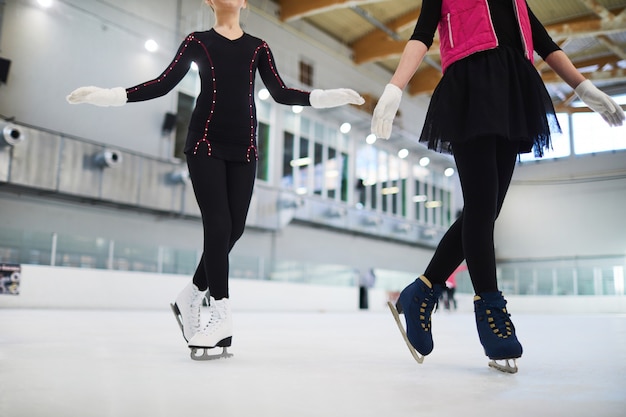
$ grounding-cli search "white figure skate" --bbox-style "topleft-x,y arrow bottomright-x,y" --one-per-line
170,281 -> 207,342
187,297 -> 233,361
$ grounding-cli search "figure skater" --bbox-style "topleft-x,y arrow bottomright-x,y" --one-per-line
372,0 -> 624,373
68,0 -> 364,360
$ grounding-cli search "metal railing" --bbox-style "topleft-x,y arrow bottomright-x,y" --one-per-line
1,226 -> 624,296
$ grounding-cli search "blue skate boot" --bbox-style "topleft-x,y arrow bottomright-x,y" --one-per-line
474,292 -> 523,373
388,275 -> 444,363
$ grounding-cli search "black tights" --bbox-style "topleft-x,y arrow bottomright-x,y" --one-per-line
423,137 -> 520,294
186,154 -> 257,299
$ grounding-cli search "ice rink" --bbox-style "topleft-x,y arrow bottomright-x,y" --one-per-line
1,308 -> 624,417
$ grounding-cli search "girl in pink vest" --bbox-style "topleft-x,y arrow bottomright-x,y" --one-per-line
374,0 -> 624,373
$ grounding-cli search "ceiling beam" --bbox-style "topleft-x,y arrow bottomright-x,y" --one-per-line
278,0 -> 384,22
352,10 -> 625,65
578,0 -> 614,20
542,66 -> 626,84
545,13 -> 626,40
596,35 -> 626,61
351,8 -> 421,64
406,66 -> 441,96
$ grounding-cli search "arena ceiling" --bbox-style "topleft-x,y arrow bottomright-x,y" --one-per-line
269,0 -> 626,112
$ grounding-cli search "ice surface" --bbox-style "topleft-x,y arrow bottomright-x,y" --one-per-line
1,309 -> 624,417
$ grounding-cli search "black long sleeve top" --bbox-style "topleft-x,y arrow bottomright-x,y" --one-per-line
126,29 -> 311,161
410,0 -> 560,60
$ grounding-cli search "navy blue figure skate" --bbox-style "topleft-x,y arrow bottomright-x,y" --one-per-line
474,292 -> 523,373
388,275 -> 444,363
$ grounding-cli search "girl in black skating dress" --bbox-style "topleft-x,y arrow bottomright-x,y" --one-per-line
68,0 -> 364,359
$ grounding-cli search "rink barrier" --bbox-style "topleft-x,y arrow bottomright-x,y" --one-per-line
0,265 -> 625,313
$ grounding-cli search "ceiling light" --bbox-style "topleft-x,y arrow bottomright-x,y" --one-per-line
290,157 -> 312,167
398,148 -> 409,159
419,157 -> 430,167
145,39 -> 159,52
258,88 -> 270,100
412,195 -> 428,203
444,167 -> 455,177
38,0 -> 53,7
366,134 -> 377,145
292,105 -> 303,114
425,201 -> 443,208
340,122 -> 351,134
381,186 -> 400,195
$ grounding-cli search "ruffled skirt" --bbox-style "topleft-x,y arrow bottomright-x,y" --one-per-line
419,46 -> 560,157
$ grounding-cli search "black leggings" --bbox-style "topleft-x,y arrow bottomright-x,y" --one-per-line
186,154 -> 257,299
423,137 -> 520,294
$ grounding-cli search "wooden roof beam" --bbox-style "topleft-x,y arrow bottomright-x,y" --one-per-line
546,13 -> 626,40
352,13 -> 624,65
406,66 -> 441,96
278,0 -> 384,22
578,0 -> 615,21
351,8 -> 421,64
596,35 -> 626,61
542,66 -> 626,84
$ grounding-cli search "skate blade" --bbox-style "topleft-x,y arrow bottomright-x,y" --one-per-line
169,303 -> 188,342
387,301 -> 425,364
190,346 -> 233,361
488,359 -> 518,374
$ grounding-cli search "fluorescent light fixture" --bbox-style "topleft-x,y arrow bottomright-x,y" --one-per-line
290,157 -> 312,167
425,201 -> 442,208
412,195 -> 428,203
381,186 -> 400,195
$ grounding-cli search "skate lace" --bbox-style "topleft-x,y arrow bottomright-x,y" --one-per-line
417,291 -> 439,331
484,304 -> 514,339
199,302 -> 226,335
188,290 -> 203,329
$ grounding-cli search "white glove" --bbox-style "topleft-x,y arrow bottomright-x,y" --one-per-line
371,84 -> 402,139
309,88 -> 365,109
574,80 -> 624,127
66,86 -> 127,107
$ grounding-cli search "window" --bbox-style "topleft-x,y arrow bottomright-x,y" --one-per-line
299,59 -> 314,87
572,112 -> 626,155
174,92 -> 196,159
282,132 -> 295,188
519,113 -> 570,162
257,122 -> 270,181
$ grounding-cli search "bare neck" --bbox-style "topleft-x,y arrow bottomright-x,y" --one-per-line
213,10 -> 243,40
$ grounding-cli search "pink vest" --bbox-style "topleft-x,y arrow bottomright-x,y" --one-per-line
438,0 -> 534,73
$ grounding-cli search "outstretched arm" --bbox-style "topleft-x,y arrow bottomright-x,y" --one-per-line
545,50 -> 625,127
389,40 -> 429,90
371,40 -> 428,139
257,42 -> 364,108
67,34 -> 198,106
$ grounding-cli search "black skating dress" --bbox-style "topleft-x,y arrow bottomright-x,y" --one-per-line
125,29 -> 311,162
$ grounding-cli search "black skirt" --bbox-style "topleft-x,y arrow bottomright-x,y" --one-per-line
419,46 -> 560,157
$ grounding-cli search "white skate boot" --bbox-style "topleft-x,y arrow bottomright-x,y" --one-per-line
170,281 -> 207,342
188,297 -> 233,361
